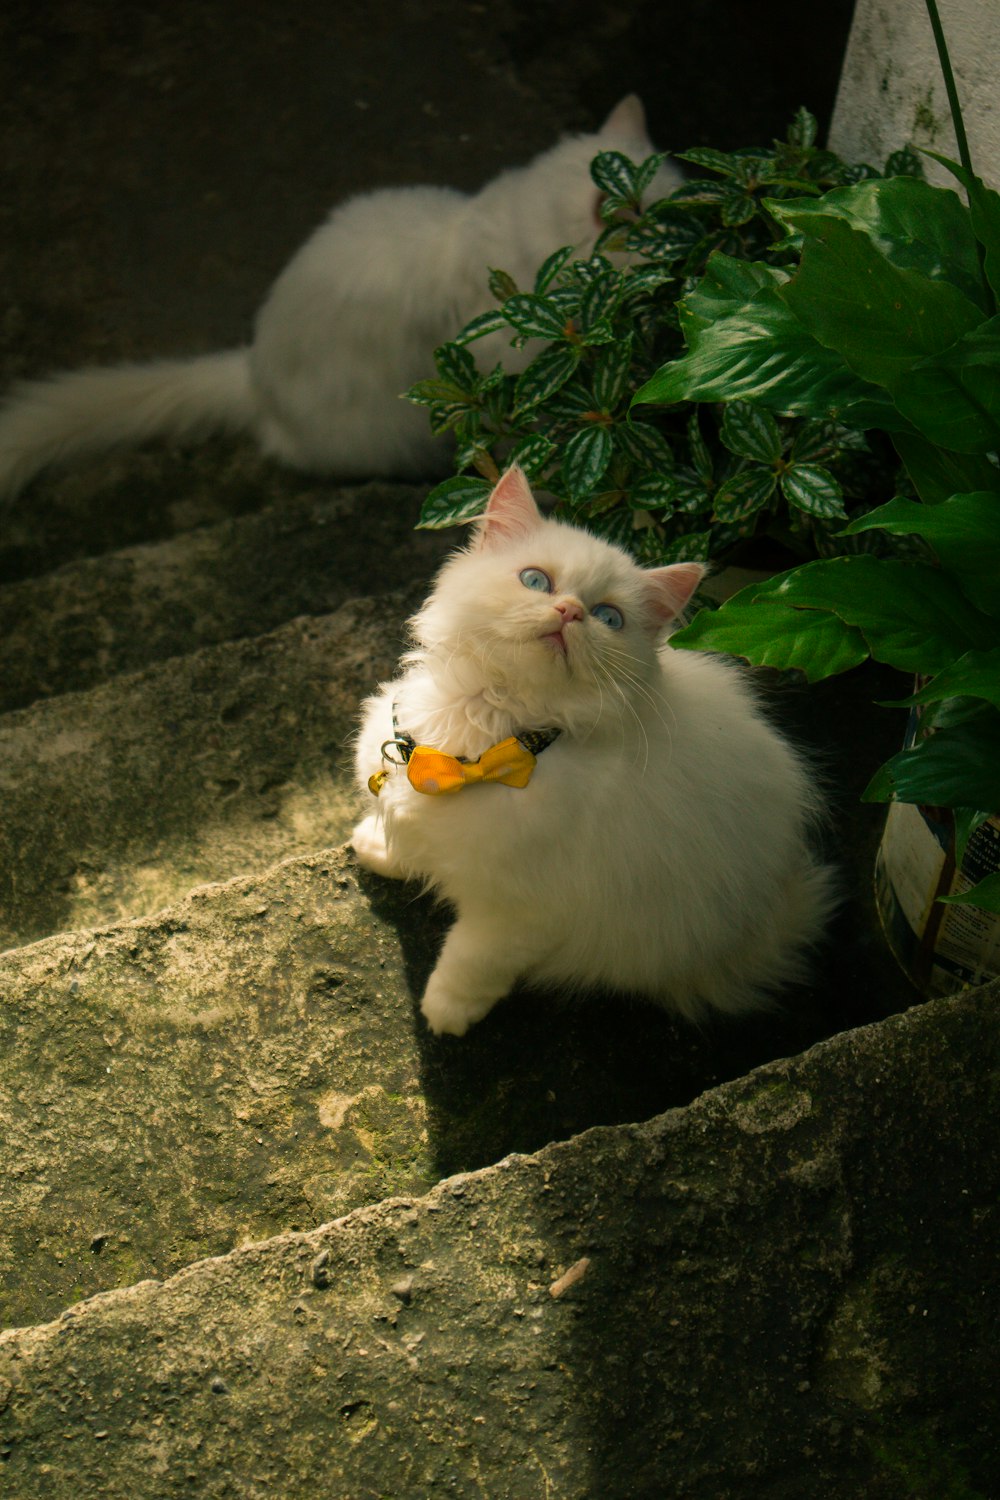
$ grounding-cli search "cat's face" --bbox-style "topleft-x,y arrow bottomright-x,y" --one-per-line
412,467 -> 703,731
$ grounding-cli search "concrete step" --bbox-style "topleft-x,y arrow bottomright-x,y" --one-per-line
0,480 -> 449,713
0,843 -> 444,1332
0,593 -> 417,951
1,979 -> 997,1497
0,813 -> 896,1337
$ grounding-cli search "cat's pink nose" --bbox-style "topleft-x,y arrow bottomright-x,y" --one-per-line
555,598 -> 584,623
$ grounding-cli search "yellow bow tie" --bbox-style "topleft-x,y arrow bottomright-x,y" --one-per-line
405,736 -> 537,795
368,720 -> 560,798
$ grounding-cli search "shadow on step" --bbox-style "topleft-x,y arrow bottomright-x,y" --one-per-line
360,865 -> 916,1185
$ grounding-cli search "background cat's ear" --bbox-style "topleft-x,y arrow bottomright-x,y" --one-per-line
600,94 -> 647,140
474,466 -> 544,551
643,562 -> 705,627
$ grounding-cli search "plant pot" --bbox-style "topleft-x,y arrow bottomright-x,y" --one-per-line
875,803 -> 1000,996
874,698 -> 1000,996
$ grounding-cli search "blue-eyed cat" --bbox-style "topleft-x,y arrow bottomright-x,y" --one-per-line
352,465 -> 836,1036
0,96 -> 678,498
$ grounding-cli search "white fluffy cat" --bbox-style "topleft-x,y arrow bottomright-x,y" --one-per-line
352,466 -> 836,1037
0,96 -> 679,499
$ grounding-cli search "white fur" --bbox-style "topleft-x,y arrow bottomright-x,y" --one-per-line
0,96 -> 679,499
352,467 -> 836,1036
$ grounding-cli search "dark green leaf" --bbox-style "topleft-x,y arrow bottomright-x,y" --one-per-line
534,245 -> 576,294
452,309 -> 511,345
721,191 -> 757,227
433,342 -> 478,391
502,293 -> 570,341
863,705 -> 1000,808
843,491 -> 1000,616
634,284 -> 905,428
892,429 -> 1000,505
921,151 -> 1000,304
615,420 -> 675,472
776,210 -> 984,387
759,555 -> 993,673
628,473 -> 675,510
561,427 -> 614,498
787,107 -> 818,149
781,463 -> 847,518
791,420 -> 843,463
671,592 -> 870,680
488,268 -> 519,302
884,146 -> 924,177
591,151 -> 640,200
888,315 -> 1000,453
939,871 -> 1000,913
405,377 -> 468,408
687,411 -> 713,486
591,337 -> 633,412
584,506 -> 638,549
593,223 -> 631,255
429,402 -> 474,435
514,344 -> 581,411
620,259 -> 678,294
417,475 -> 492,529
507,434 -> 558,480
675,146 -> 742,178
625,153 -> 666,200
720,402 -> 783,463
578,317 -> 616,348
544,381 -> 594,420
887,648 -> 1000,710
572,255 -> 615,286
712,466 -> 777,522
678,253 -> 787,346
770,179 -> 988,310
581,271 -> 624,332
669,178 -> 729,206
671,468 -> 710,514
654,530 -> 712,564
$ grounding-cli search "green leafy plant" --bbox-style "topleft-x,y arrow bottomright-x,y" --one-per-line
406,111 -> 913,568
642,11 -> 1000,914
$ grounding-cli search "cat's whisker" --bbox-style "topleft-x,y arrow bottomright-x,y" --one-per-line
591,656 -> 653,771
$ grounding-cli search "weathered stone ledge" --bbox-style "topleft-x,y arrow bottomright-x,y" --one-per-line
1,981 -> 997,1498
0,594 -> 417,949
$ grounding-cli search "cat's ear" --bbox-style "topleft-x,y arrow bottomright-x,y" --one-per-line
600,94 -> 647,140
642,562 -> 705,627
474,466 -> 544,551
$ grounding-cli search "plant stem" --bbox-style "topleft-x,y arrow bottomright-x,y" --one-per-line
923,0 -> 975,180
923,0 -> 993,311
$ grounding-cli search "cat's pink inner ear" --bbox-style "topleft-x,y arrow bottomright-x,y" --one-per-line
475,466 -> 544,550
643,562 -> 705,625
601,94 -> 646,139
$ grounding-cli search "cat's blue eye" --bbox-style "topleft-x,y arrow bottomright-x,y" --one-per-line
519,567 -> 553,593
591,602 -> 624,630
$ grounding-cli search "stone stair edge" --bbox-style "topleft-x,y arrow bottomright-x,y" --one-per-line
0,588 -> 414,729
0,925 -> 958,1344
0,978 -> 985,1341
0,838 -> 355,966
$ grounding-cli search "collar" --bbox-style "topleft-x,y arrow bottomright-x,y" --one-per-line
369,705 -> 561,797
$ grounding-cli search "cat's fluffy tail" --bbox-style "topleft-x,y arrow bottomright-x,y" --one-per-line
0,349 -> 255,500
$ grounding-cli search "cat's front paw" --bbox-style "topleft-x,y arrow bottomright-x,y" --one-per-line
420,978 -> 498,1038
351,814 -> 404,879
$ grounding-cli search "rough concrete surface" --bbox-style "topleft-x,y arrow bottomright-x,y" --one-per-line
0,847 -> 444,1330
3,2 -> 993,1497
0,482 -> 449,713
1,981 -> 997,1499
3,830 -> 904,1337
0,594 -> 422,949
